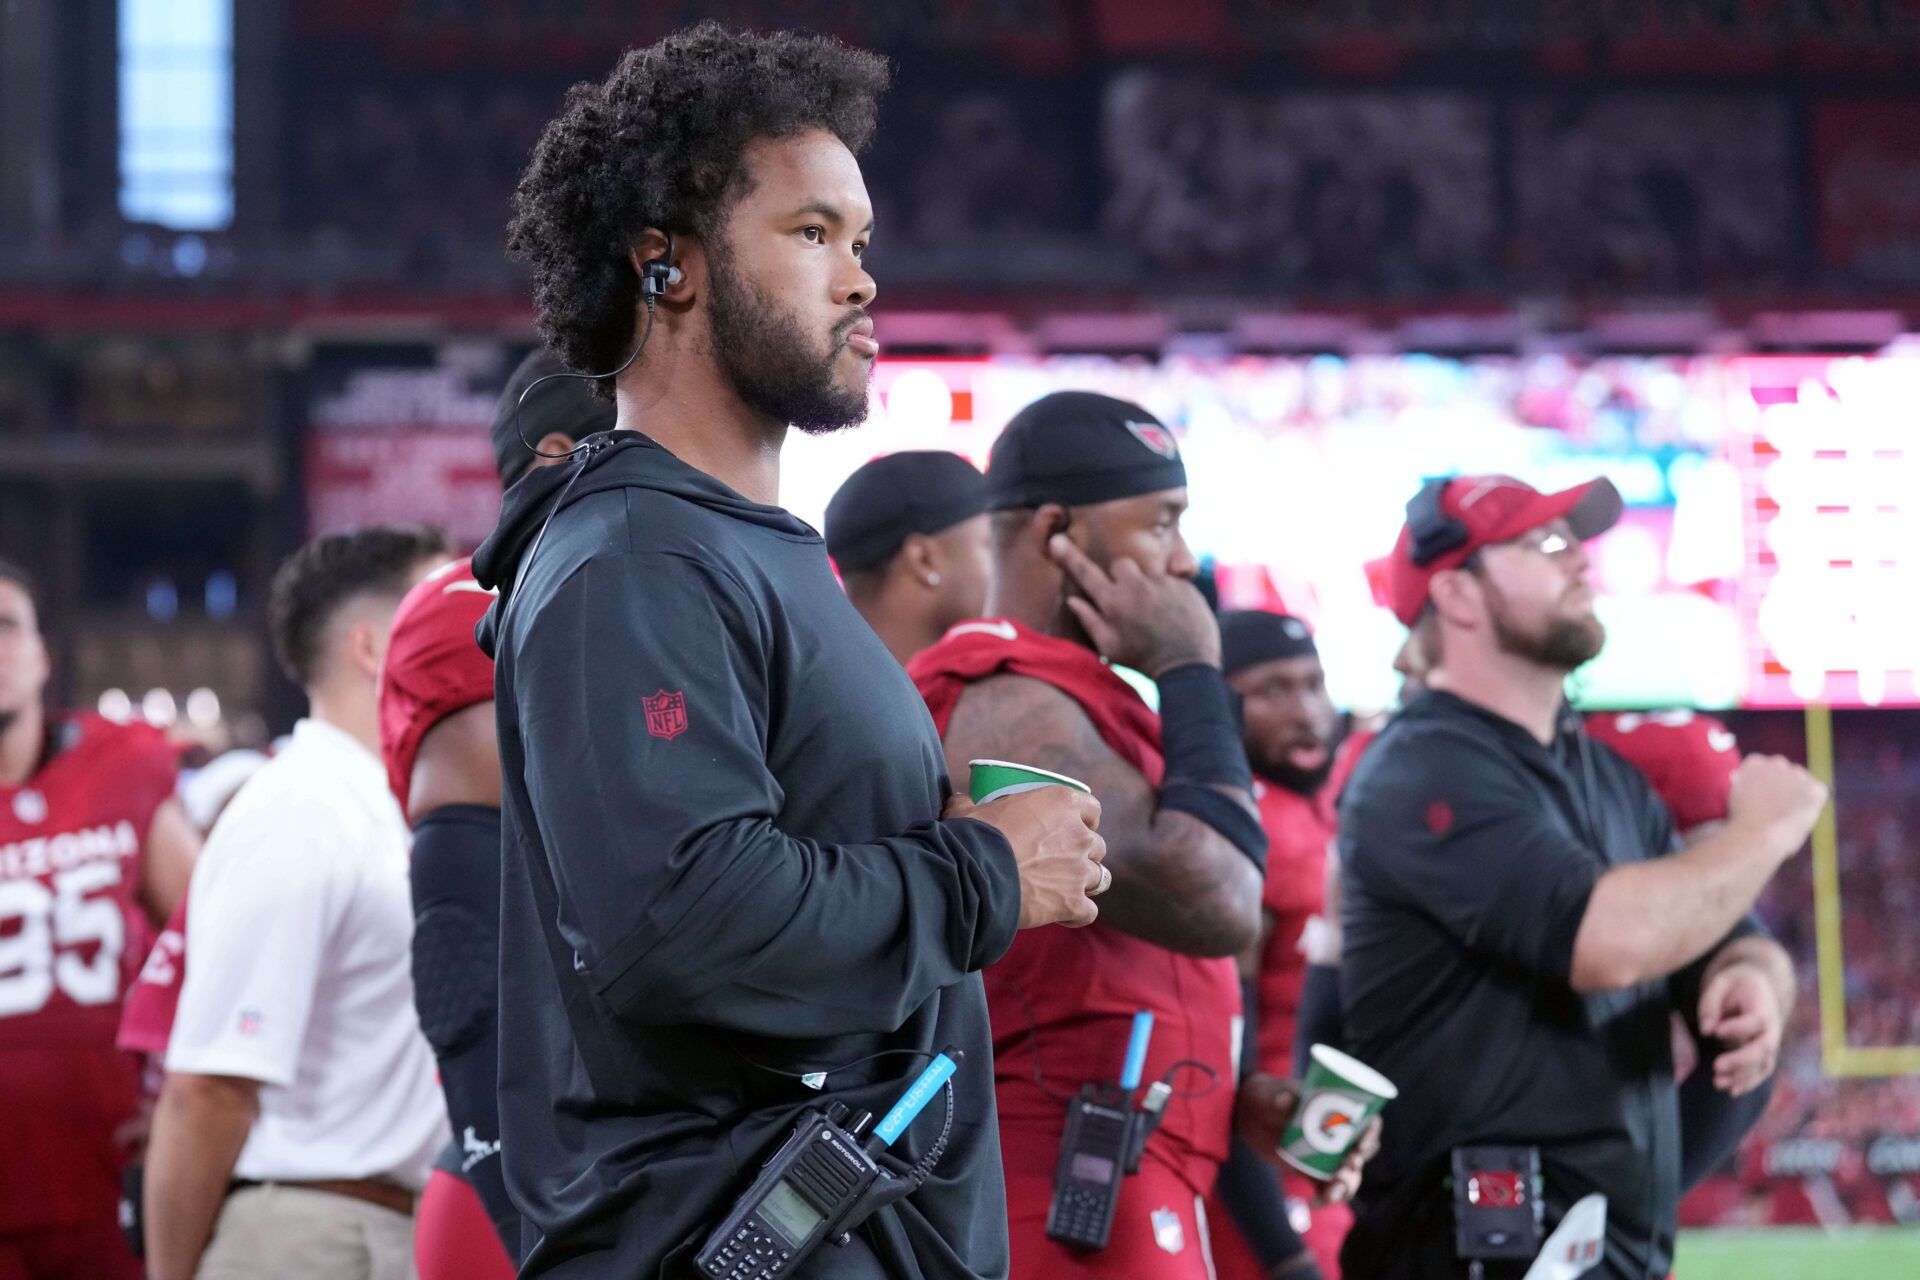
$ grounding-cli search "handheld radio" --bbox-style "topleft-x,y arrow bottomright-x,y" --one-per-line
695,1050 -> 960,1280
1046,1012 -> 1172,1250
1451,1144 -> 1545,1266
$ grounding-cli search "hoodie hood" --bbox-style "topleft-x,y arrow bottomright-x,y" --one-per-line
473,430 -> 816,656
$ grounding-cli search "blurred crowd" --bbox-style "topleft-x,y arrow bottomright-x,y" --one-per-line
1103,77 -> 1497,292
264,74 -> 1822,297
1674,711 -> 1920,1228
18,67 -> 1909,299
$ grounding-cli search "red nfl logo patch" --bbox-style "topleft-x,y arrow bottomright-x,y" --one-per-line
1124,420 -> 1179,459
643,689 -> 688,741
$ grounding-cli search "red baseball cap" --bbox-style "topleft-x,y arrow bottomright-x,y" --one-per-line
1383,474 -> 1623,625
1585,710 -> 1740,832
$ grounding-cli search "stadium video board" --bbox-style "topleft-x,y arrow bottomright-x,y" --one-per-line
781,351 -> 1920,713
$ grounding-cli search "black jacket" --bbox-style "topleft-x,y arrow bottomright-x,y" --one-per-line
475,433 -> 1022,1279
1336,691 -> 1760,1280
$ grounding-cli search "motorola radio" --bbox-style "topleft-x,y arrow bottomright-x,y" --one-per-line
1452,1143 -> 1545,1270
695,1050 -> 960,1280
1046,1011 -> 1172,1250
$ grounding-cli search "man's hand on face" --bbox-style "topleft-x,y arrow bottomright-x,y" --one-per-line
1047,534 -> 1220,678
1235,1072 -> 1382,1207
1699,961 -> 1785,1096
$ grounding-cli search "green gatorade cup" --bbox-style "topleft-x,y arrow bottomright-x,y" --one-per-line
967,759 -> 1093,805
1277,1044 -> 1398,1180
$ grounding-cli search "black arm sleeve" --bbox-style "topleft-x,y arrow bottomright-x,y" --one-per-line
1292,963 -> 1345,1078
1218,978 -> 1318,1274
409,803 -> 518,1256
1679,1069 -> 1772,1189
1156,664 -> 1255,790
1668,914 -> 1771,1026
513,551 -> 1022,1038
1156,663 -> 1266,868
1669,913 -> 1776,1190
1216,1137 -> 1318,1278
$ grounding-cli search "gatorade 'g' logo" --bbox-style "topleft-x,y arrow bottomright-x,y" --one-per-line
1300,1090 -> 1367,1154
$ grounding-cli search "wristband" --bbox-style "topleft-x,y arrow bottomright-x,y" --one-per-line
1160,781 -> 1268,872
1157,662 -> 1254,790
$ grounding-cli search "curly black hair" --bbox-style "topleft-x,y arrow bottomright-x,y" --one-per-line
267,525 -> 450,688
508,23 -> 890,397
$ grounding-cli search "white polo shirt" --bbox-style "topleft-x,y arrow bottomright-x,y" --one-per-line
168,717 -> 448,1189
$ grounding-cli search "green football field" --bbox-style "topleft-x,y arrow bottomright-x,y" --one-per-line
1674,1227 -> 1920,1279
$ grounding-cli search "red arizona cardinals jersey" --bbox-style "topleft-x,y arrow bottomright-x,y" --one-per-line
379,558 -> 498,814
1584,709 -> 1739,833
0,713 -> 176,1230
911,619 -> 1242,1200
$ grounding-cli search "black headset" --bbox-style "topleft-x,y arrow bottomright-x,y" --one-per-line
1405,477 -> 1472,567
510,232 -> 679,463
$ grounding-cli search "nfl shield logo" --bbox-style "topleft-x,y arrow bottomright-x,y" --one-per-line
643,689 -> 688,741
1149,1206 -> 1185,1255
1124,420 -> 1179,459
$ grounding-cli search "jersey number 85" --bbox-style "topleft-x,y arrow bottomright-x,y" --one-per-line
0,863 -> 126,1018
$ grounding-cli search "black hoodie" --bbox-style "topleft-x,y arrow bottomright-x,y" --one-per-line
474,433 -> 1021,1279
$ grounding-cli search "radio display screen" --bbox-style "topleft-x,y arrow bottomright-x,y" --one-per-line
761,1180 -> 824,1246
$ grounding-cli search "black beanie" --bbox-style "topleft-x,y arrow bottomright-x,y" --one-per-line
985,391 -> 1186,511
1219,611 -> 1318,677
491,348 -> 618,488
824,451 -> 990,572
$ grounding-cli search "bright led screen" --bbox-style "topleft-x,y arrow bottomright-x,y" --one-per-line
781,351 -> 1919,711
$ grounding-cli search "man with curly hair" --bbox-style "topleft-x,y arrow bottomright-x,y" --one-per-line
475,24 -> 1108,1280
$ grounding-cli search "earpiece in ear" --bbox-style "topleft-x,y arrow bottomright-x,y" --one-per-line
638,229 -> 680,301
639,257 -> 675,300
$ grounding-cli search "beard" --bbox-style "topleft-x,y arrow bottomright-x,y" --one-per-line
705,241 -> 871,436
1484,578 -> 1605,672
1252,747 -> 1333,797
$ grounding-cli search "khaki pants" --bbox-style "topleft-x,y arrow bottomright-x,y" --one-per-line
196,1184 -> 417,1280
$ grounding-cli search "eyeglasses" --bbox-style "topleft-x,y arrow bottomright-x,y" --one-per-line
1505,527 -> 1575,558
1459,527 -> 1576,575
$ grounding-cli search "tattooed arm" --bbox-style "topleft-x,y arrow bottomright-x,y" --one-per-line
943,672 -> 1262,957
